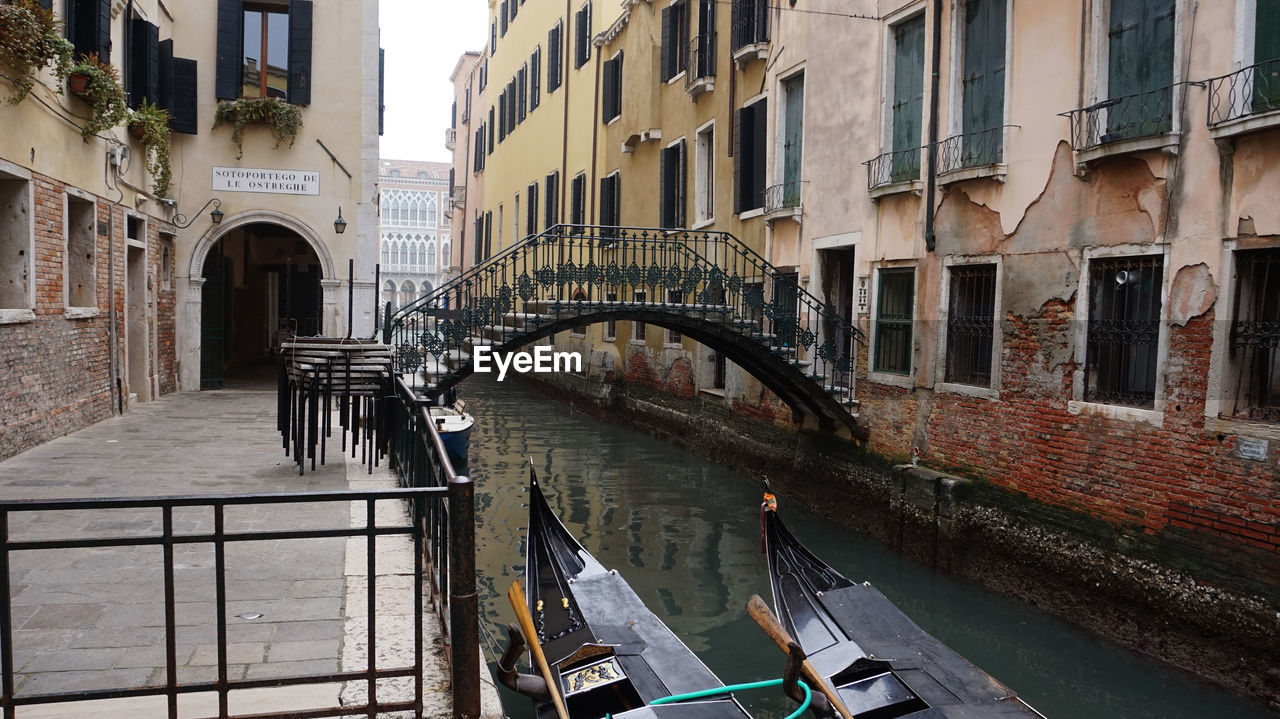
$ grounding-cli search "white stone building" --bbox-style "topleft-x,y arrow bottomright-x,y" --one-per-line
378,159 -> 454,315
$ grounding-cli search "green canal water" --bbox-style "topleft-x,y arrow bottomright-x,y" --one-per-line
460,378 -> 1275,719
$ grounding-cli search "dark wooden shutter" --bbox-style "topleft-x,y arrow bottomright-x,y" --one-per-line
575,7 -> 589,68
602,57 -> 617,122
518,64 -> 527,122
548,24 -> 561,91
169,58 -> 198,134
95,0 -> 111,62
660,6 -> 673,81
379,48 -> 386,135
484,212 -> 493,258
215,0 -> 242,100
488,106 -> 495,151
129,19 -> 159,106
750,100 -> 766,210
571,175 -> 585,226
288,0 -> 313,105
676,139 -> 687,227
530,49 -> 540,110
158,39 -> 174,112
660,145 -> 671,227
733,107 -> 746,213
500,2 -> 508,35
891,15 -> 924,180
600,176 -> 613,226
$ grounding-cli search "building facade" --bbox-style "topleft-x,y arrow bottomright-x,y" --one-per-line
0,0 -> 380,459
378,159 -> 453,314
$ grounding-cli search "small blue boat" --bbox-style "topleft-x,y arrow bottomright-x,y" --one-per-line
429,403 -> 474,465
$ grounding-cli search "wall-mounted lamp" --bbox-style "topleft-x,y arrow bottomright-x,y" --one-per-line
172,198 -> 224,229
334,206 -> 347,234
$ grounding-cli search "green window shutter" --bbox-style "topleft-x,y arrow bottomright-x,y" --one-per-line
158,39 -> 173,112
1107,0 -> 1173,139
602,57 -> 616,122
891,14 -> 924,182
733,107 -> 746,214
750,100 -> 767,210
169,58 -> 199,134
1255,0 -> 1280,111
676,139 -> 687,227
288,0 -> 313,106
661,6 -> 674,82
95,0 -> 111,62
548,24 -> 562,91
215,0 -> 242,100
962,0 -> 1005,165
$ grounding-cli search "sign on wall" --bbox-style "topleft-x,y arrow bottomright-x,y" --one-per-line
212,167 -> 320,196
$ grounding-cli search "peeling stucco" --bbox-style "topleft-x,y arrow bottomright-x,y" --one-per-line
1169,263 -> 1217,327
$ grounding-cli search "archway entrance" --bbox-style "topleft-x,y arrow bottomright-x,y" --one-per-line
200,222 -> 323,389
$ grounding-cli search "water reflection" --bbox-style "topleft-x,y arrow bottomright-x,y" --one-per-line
461,378 -> 1274,719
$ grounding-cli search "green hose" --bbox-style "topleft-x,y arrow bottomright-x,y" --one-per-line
649,678 -> 813,719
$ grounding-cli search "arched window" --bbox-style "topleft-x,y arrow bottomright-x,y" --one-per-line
383,280 -> 397,311
441,242 -> 451,268
426,241 -> 437,272
400,280 -> 416,307
426,195 -> 439,227
399,242 -> 408,266
409,245 -> 418,268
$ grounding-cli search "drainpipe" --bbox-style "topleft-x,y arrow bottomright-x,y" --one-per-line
923,0 -> 942,252
588,43 -> 602,224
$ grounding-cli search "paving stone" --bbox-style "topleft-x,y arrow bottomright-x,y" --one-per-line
113,644 -> 195,669
188,642 -> 266,666
21,604 -> 105,630
270,620 -> 343,642
21,648 -> 124,673
69,626 -> 165,649
14,668 -> 156,695
244,658 -> 339,680
267,639 -> 340,663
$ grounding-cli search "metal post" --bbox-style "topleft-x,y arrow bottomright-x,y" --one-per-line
448,476 -> 480,719
347,259 -> 355,339
1,511 -> 14,719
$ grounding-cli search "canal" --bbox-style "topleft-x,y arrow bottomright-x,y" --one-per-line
460,378 -> 1274,719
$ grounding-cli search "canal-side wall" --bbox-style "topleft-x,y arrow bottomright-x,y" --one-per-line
514,369 -> 1280,709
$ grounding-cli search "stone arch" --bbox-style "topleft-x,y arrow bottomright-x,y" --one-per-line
190,210 -> 335,280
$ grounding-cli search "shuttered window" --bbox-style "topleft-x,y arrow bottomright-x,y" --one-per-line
548,21 -> 563,92
215,0 -> 312,104
602,52 -> 622,123
960,0 -> 1005,165
517,64 -> 527,124
488,107 -> 495,153
660,1 -> 689,82
498,89 -> 506,142
570,174 -> 586,229
660,140 -> 687,230
575,2 -> 591,68
1253,0 -> 1280,112
891,14 -> 924,183
526,182 -> 539,236
66,0 -> 112,63
530,47 -> 541,111
733,100 -> 766,213
600,173 -> 620,229
168,57 -> 198,134
500,2 -> 508,36
1106,0 -> 1174,139
545,171 -> 560,228
127,17 -> 159,108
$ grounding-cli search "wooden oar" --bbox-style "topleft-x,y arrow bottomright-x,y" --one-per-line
747,594 -> 855,719
509,580 -> 570,719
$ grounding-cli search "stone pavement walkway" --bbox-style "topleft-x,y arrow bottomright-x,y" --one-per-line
0,389 -> 502,718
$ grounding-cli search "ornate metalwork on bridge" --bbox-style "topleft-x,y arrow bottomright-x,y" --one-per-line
385,225 -> 866,437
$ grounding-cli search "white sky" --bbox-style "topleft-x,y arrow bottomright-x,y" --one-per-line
378,1 -> 488,163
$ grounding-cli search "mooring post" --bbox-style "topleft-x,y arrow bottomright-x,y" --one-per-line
449,475 -> 480,719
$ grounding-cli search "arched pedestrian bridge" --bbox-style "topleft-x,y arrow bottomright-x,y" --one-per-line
385,225 -> 866,440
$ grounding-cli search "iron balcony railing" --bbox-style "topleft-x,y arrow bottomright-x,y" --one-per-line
445,128 -> 457,151
730,0 -> 769,52
764,181 -> 802,213
1207,58 -> 1280,127
0,485 -> 478,719
1061,85 -> 1175,152
936,126 -> 1005,174
685,31 -> 716,89
864,146 -> 923,190
386,224 -> 863,411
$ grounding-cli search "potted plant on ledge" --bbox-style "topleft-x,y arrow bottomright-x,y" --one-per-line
0,0 -> 74,105
212,96 -> 303,159
65,55 -> 127,139
128,101 -> 172,197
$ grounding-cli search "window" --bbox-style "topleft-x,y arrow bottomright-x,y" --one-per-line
954,0 -> 1006,167
571,173 -> 586,230
734,98 -> 767,213
473,125 -> 486,171
498,89 -> 507,142
602,51 -> 623,123
730,0 -> 769,51
1104,0 -> 1175,141
660,139 -> 687,229
426,241 -> 437,272
1229,248 -> 1280,421
604,292 -> 617,340
491,19 -> 497,55
548,21 -> 563,92
500,2 -> 508,36
241,5 -> 288,99
874,268 -> 914,375
661,1 -> 689,81
510,0 -> 518,23
777,72 -> 804,208
216,0 -> 312,105
66,194 -> 97,309
600,172 -> 621,230
530,47 -> 541,111
945,264 -> 996,387
889,13 -> 925,183
488,107 -> 495,152
666,289 -> 683,343
383,280 -> 397,311
694,123 -> 714,224
526,181 -> 539,236
690,0 -> 716,81
575,1 -> 592,69
1084,255 -> 1163,408
0,171 -> 32,313
632,290 -> 647,340
126,15 -> 159,109
545,171 -> 560,228
400,280 -> 416,308
1251,1 -> 1280,114
506,79 -> 517,134
67,0 -> 112,63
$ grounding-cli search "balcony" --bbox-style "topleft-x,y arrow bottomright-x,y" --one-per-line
1207,59 -> 1280,142
1060,86 -> 1178,169
864,147 -> 923,200
452,185 -> 467,208
730,0 -> 769,64
936,126 -> 1007,184
764,181 -> 802,224
444,127 -> 457,151
685,32 -> 716,97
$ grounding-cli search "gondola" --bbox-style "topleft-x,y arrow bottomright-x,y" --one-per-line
499,466 -> 806,719
750,492 -> 1046,719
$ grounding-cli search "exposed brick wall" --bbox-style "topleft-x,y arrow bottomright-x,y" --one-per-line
0,172 -> 177,460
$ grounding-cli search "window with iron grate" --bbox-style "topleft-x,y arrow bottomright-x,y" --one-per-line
1085,255 -> 1163,407
945,264 -> 996,386
1229,248 -> 1280,421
